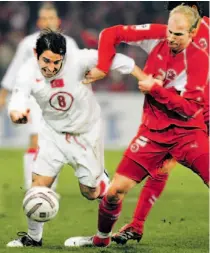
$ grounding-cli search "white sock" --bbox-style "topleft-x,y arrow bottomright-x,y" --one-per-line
27,218 -> 44,242
23,149 -> 37,190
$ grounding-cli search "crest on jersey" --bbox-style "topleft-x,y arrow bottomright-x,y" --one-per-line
198,38 -> 207,49
166,69 -> 177,81
130,143 -> 139,153
51,79 -> 64,88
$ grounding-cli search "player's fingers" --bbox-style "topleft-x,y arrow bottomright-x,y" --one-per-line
26,109 -> 30,114
82,78 -> 93,84
15,116 -> 28,124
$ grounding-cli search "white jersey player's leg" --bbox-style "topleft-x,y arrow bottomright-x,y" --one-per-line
23,98 -> 59,190
65,119 -> 110,200
14,122 -> 66,247
23,97 -> 41,190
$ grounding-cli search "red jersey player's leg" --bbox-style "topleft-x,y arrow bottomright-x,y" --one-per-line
112,157 -> 176,245
172,128 -> 209,186
92,126 -> 169,246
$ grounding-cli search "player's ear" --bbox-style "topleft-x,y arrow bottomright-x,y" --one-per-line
190,28 -> 197,38
36,19 -> 41,30
57,17 -> 61,27
192,5 -> 198,12
33,48 -> 37,58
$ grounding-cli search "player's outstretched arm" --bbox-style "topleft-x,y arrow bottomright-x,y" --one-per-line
82,49 -> 148,84
0,88 -> 9,110
97,24 -> 167,73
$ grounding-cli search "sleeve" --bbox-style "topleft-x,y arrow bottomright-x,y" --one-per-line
97,24 -> 167,73
150,52 -> 209,119
1,38 -> 31,91
8,63 -> 33,114
81,49 -> 135,74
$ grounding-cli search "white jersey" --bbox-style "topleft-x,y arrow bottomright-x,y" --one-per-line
8,49 -> 134,134
1,32 -> 78,91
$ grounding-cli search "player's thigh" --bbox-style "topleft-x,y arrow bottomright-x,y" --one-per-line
32,134 -> 66,179
72,135 -> 104,188
172,129 -> 209,167
124,131 -> 169,179
159,157 -> 177,174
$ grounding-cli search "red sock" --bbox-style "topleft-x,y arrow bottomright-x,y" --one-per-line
97,196 -> 122,233
131,173 -> 169,234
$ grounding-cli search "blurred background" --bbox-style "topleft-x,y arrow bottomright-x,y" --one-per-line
0,1 -> 209,148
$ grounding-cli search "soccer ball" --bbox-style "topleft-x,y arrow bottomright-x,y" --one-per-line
23,186 -> 59,222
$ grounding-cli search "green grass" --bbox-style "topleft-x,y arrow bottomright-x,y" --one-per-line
0,149 -> 208,253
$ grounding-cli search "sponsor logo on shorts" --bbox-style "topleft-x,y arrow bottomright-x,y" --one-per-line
130,143 -> 139,153
130,136 -> 148,153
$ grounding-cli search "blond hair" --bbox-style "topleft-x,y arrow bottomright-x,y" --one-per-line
170,4 -> 200,31
38,3 -> 58,17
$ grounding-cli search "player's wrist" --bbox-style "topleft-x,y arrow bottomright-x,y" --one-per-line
96,64 -> 109,74
150,83 -> 163,96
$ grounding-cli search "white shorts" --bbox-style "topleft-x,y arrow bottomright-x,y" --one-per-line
27,96 -> 42,135
32,119 -> 105,188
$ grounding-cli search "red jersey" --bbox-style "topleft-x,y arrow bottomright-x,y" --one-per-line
195,16 -> 209,123
97,20 -> 209,130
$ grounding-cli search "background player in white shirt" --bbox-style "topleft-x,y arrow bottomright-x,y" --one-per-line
0,3 -> 78,190
6,29 -> 143,247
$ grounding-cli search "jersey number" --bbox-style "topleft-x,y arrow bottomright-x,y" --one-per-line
49,92 -> 74,111
57,95 -> 66,108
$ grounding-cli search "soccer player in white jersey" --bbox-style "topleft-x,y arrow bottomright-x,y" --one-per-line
0,3 -> 78,190
6,28 -> 145,247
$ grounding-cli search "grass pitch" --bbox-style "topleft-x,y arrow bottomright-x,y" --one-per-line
0,149 -> 208,253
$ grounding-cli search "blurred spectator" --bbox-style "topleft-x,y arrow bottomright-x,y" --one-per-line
0,1 -> 209,92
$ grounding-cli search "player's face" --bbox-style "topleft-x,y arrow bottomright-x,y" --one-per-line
37,9 -> 61,31
38,50 -> 63,78
167,13 -> 193,53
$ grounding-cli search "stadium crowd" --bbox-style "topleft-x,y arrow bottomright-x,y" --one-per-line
0,1 -> 184,91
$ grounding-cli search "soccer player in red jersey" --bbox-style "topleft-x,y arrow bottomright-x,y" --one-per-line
65,4 -> 209,248
83,1 -> 210,244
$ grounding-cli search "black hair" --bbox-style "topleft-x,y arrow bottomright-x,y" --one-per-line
165,1 -> 203,16
36,29 -> 66,59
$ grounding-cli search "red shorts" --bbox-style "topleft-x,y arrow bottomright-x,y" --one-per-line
120,125 -> 209,181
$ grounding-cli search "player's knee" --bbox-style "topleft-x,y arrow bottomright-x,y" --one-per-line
81,187 -> 98,201
160,158 -> 176,174
106,186 -> 127,204
32,174 -> 54,188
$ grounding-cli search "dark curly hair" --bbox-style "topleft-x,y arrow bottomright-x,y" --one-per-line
36,28 -> 66,59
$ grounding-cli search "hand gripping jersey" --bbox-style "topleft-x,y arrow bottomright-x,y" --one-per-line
96,20 -> 209,130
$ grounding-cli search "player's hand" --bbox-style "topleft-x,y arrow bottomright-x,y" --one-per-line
138,75 -> 163,93
10,109 -> 30,124
82,67 -> 107,84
